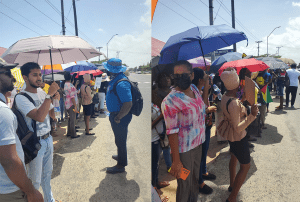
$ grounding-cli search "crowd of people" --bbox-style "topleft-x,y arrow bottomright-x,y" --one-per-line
0,58 -> 135,201
151,60 -> 300,202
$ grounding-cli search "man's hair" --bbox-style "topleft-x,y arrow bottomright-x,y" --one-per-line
173,60 -> 193,73
64,71 -> 72,81
291,63 -> 296,68
20,62 -> 40,77
192,68 -> 204,86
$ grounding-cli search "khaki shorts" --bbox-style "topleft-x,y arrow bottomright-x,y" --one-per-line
0,189 -> 27,202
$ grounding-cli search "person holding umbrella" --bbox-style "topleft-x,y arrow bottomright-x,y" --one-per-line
15,62 -> 61,202
161,60 -> 206,202
219,67 -> 258,202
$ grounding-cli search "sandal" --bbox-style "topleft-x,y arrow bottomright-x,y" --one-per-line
202,173 -> 216,180
86,133 -> 95,135
160,195 -> 169,202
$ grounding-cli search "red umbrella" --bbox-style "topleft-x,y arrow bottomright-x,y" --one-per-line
73,69 -> 103,78
218,58 -> 269,75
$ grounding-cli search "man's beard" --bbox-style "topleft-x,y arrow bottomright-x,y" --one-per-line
0,77 -> 14,93
28,79 -> 40,89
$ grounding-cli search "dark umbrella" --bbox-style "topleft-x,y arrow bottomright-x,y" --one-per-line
158,24 -> 248,68
43,72 -> 65,81
256,57 -> 289,70
209,52 -> 242,73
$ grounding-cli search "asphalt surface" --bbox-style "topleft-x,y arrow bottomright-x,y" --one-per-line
47,73 -> 151,202
197,89 -> 300,202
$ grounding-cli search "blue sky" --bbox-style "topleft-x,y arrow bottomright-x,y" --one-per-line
0,0 -> 151,67
152,0 -> 300,64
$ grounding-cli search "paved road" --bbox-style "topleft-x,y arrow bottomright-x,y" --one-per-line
197,89 -> 300,202
48,74 -> 151,202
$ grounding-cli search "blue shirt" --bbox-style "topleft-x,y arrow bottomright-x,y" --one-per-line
0,93 -> 25,194
263,72 -> 271,83
106,73 -> 132,112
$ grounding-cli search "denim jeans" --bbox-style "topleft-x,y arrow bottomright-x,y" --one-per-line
59,97 -> 64,120
152,140 -> 161,187
199,127 -> 211,184
109,112 -> 132,167
26,135 -> 54,202
162,147 -> 172,168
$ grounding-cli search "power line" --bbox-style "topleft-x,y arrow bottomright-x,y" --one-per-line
157,1 -> 198,26
44,0 -> 98,46
214,0 -> 223,22
171,0 -> 208,26
0,12 -> 42,36
214,0 -> 260,41
66,3 -> 73,18
0,2 -> 50,35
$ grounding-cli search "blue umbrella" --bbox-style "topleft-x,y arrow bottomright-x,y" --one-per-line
64,63 -> 97,72
158,24 -> 248,65
209,52 -> 242,73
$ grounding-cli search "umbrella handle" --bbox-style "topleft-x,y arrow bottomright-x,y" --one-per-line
198,41 -> 207,70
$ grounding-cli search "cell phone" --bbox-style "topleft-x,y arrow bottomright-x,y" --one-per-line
168,167 -> 190,180
256,103 -> 261,107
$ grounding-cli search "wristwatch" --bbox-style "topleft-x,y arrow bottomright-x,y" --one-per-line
45,94 -> 51,99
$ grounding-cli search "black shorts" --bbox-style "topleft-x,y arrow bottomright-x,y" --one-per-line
229,136 -> 250,164
83,104 -> 93,116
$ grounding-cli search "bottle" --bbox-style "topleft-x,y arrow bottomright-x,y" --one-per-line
53,99 -> 60,130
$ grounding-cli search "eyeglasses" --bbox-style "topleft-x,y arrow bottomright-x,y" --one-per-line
173,73 -> 191,79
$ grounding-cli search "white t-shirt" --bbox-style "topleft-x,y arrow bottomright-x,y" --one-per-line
152,103 -> 163,142
0,93 -> 25,194
15,88 -> 54,137
286,69 -> 300,87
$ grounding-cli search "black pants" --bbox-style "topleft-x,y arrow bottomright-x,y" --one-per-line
286,86 -> 298,106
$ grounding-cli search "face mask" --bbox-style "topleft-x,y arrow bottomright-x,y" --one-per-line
174,74 -> 192,90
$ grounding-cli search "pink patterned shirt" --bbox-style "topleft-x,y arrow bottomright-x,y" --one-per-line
64,82 -> 78,110
161,84 -> 206,153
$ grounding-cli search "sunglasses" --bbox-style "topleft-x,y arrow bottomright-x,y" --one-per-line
173,73 -> 191,79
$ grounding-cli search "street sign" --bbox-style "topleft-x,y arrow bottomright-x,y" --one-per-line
204,49 -> 234,57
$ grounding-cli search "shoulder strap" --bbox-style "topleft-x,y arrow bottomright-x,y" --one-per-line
112,78 -> 132,103
226,98 -> 233,114
85,85 -> 88,93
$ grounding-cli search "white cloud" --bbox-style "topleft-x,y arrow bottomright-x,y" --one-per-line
292,2 -> 300,7
140,0 -> 151,27
98,28 -> 104,32
238,16 -> 300,64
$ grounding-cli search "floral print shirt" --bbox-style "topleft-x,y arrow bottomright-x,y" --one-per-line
64,82 -> 78,110
161,84 -> 206,153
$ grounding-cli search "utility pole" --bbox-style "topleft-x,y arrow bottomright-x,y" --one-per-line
231,0 -> 236,52
96,47 -> 102,62
61,0 -> 65,35
276,46 -> 282,56
255,41 -> 262,56
116,51 -> 120,59
209,0 -> 215,61
72,0 -> 78,36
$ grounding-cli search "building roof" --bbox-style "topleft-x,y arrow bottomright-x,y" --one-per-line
0,47 -> 7,57
151,37 -> 165,57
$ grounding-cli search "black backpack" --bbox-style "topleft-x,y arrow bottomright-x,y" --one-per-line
11,93 -> 41,164
112,78 -> 143,116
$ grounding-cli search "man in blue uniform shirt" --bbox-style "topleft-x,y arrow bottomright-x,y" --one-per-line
104,58 -> 132,174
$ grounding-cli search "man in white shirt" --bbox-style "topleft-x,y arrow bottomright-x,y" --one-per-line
0,60 -> 43,202
286,64 -> 300,108
15,62 -> 61,202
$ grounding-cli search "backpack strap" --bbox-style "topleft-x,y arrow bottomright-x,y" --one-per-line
13,92 -> 37,132
112,78 -> 132,104
226,98 -> 233,114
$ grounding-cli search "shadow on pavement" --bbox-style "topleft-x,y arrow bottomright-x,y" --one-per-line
269,110 -> 287,115
198,186 -> 243,202
89,172 -> 140,202
255,123 -> 283,145
207,135 -> 229,159
51,153 -> 65,179
57,135 -> 97,154
206,152 -> 257,186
